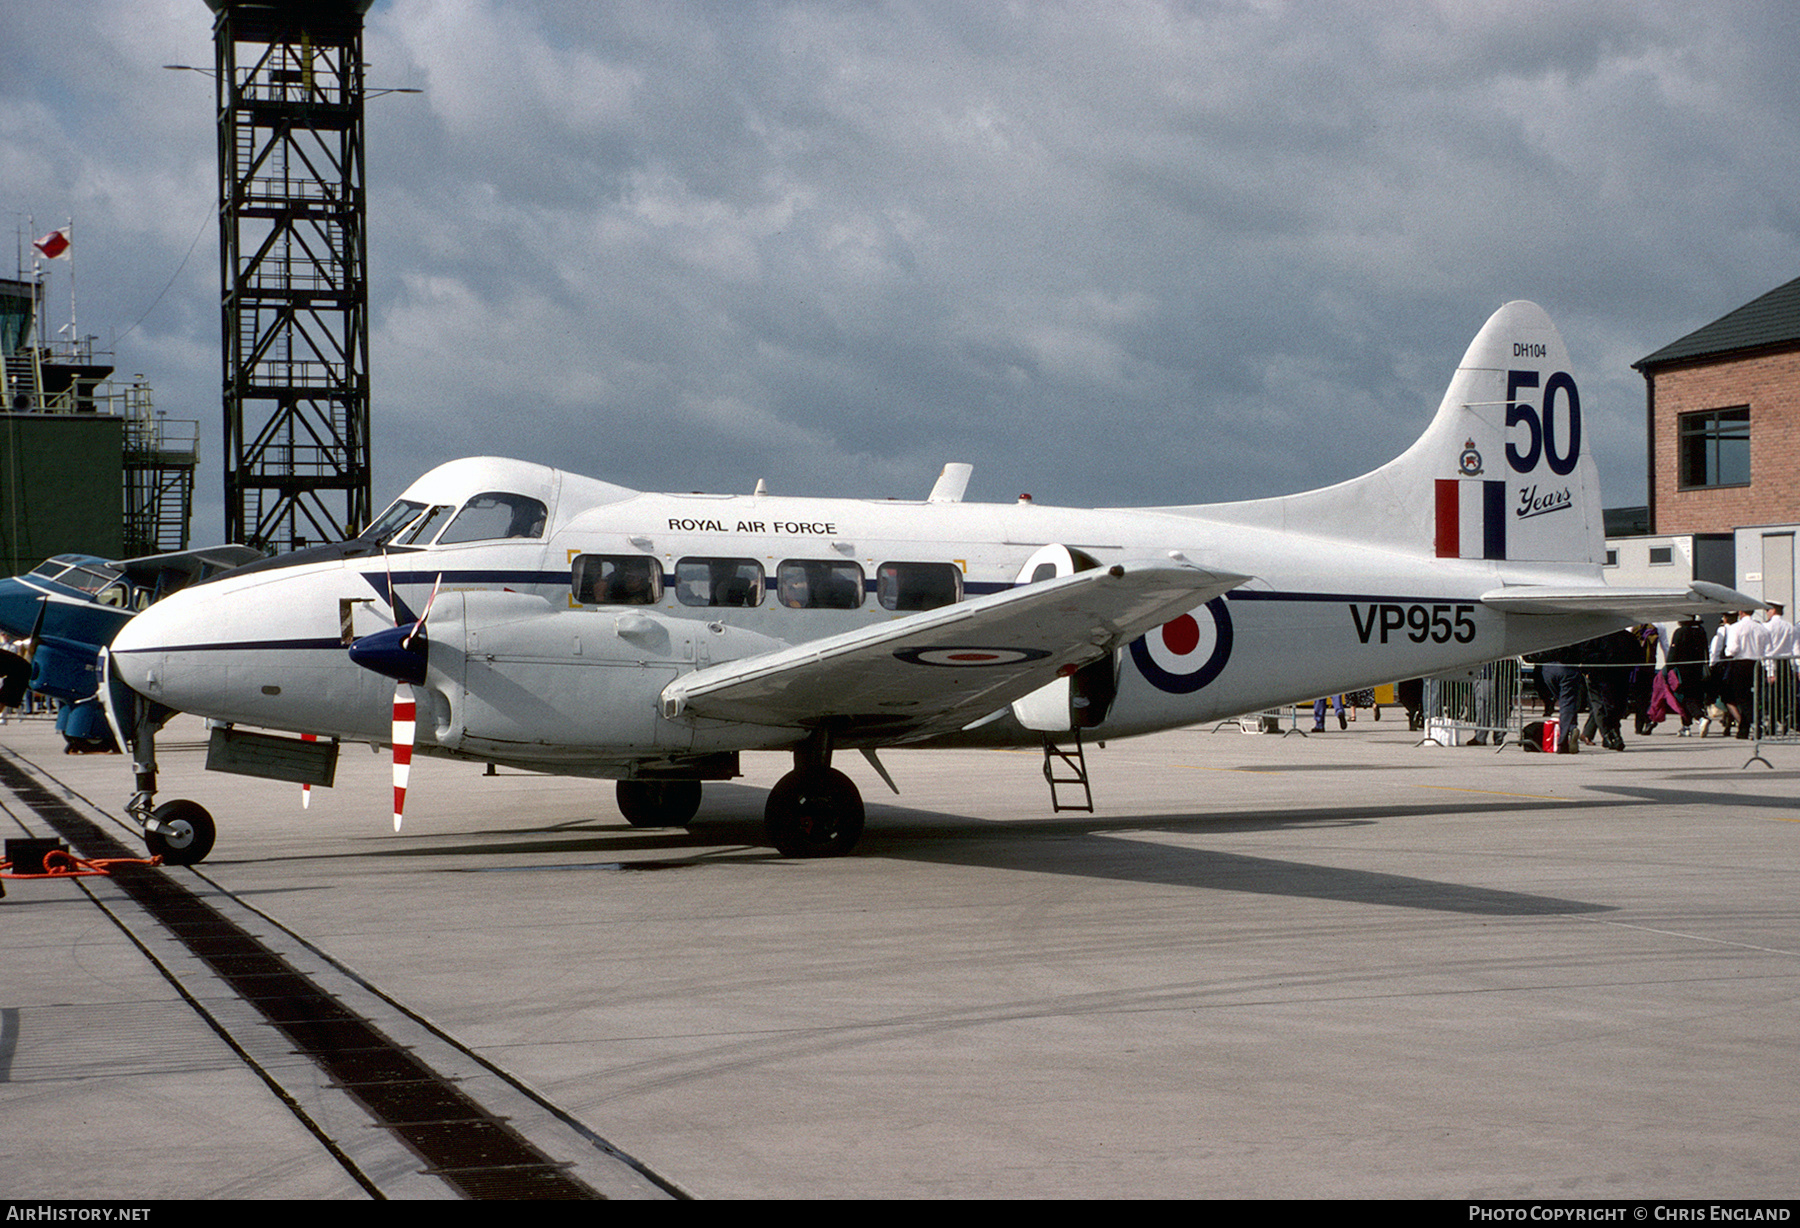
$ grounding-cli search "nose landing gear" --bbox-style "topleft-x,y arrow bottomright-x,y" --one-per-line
142,798 -> 216,866
110,658 -> 216,867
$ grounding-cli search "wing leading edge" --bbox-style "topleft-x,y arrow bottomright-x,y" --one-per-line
661,563 -> 1247,738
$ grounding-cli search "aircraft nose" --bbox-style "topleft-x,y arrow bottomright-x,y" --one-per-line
0,578 -> 45,639
108,586 -> 201,697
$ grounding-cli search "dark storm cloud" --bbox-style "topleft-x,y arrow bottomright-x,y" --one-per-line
4,0 -> 1797,541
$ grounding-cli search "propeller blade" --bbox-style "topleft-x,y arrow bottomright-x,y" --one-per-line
301,732 -> 316,809
392,685 -> 415,832
383,546 -> 397,623
26,593 -> 47,649
403,573 -> 444,650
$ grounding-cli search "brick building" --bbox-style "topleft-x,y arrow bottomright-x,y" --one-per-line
1635,275 -> 1800,536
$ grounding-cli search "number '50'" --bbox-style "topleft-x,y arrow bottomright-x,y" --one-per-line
1505,369 -> 1581,477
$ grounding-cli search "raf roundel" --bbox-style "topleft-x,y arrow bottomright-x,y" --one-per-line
1129,597 -> 1234,694
893,646 -> 1051,668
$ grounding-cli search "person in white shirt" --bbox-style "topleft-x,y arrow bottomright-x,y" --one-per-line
1762,604 -> 1797,733
1763,603 -> 1796,658
1725,611 -> 1768,739
1704,613 -> 1735,736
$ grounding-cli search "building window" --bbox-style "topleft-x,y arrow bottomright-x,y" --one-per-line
1649,546 -> 1674,566
1678,407 -> 1750,489
1604,549 -> 1618,567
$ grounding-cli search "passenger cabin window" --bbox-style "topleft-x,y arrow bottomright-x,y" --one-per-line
877,562 -> 963,611
572,555 -> 662,605
438,492 -> 548,544
777,560 -> 864,609
675,558 -> 764,608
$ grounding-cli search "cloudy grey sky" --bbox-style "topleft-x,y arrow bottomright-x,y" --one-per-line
4,0 -> 1797,544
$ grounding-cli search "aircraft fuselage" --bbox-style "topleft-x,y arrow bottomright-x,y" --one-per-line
110,475 -> 1616,774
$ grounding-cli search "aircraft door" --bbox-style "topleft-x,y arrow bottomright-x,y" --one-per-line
1009,544 -> 1118,732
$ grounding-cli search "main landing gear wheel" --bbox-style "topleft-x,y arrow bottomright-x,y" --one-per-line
615,779 -> 703,827
144,799 -> 216,866
763,767 -> 864,858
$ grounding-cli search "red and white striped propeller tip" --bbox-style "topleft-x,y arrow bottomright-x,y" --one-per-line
300,732 -> 317,809
391,686 -> 416,831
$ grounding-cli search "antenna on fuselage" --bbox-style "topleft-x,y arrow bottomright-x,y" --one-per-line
927,463 -> 973,503
754,478 -> 768,497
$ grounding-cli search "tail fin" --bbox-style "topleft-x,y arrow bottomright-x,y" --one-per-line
1166,301 -> 1606,567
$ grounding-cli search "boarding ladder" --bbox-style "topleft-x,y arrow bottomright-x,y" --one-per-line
1041,731 -> 1094,813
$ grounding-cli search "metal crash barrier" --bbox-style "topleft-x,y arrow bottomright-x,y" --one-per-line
1420,658 -> 1523,748
1747,657 -> 1800,766
1247,706 -> 1310,735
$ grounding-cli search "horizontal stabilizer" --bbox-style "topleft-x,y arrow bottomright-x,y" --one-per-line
662,563 -> 1247,736
1480,580 -> 1760,621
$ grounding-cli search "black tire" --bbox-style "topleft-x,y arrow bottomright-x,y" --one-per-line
763,767 -> 864,857
145,799 -> 216,866
615,779 -> 702,827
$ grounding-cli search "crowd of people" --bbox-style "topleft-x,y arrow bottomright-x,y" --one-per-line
1527,604 -> 1797,754
1306,606 -> 1799,755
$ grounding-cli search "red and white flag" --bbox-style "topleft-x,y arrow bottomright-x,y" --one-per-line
32,227 -> 71,261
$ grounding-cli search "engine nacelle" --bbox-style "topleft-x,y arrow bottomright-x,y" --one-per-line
421,591 -> 789,759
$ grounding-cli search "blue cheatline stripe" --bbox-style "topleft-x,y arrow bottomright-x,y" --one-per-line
1484,479 -> 1507,560
370,569 -> 565,588
110,637 -> 348,655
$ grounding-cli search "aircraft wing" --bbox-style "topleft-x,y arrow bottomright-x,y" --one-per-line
662,563 -> 1247,737
118,544 -> 264,595
1480,579 -> 1759,621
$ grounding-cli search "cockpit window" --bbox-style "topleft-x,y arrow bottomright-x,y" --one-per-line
359,499 -> 427,546
398,504 -> 456,546
58,565 -> 119,595
438,492 -> 548,544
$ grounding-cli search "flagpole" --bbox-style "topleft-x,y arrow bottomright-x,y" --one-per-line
24,213 -> 39,352
64,217 -> 76,361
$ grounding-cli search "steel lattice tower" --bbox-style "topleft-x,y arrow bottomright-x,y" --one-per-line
211,0 -> 373,551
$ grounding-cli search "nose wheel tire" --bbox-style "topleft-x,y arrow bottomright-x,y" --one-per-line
764,767 -> 864,857
144,799 -> 216,866
615,779 -> 703,827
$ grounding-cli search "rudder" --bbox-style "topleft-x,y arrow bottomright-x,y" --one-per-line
1163,300 -> 1606,568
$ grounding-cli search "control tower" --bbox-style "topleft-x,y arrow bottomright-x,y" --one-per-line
208,0 -> 374,551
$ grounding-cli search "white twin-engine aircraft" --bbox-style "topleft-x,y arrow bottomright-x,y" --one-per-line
104,301 -> 1747,864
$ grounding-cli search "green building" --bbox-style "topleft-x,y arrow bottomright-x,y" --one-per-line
0,275 -> 197,574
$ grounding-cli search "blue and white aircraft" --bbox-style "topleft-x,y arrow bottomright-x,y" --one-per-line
0,546 -> 259,750
104,301 -> 1749,864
